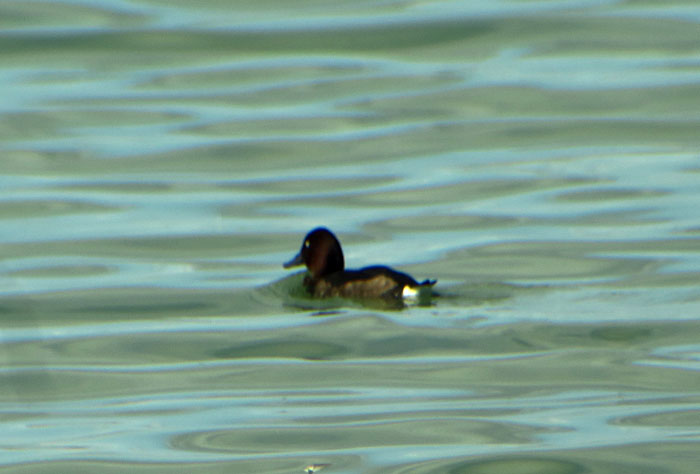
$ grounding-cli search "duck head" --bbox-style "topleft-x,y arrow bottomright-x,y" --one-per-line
284,227 -> 345,278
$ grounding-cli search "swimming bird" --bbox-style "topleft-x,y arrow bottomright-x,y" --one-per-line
284,227 -> 436,303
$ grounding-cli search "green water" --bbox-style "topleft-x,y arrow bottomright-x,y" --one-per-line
2,0 -> 700,472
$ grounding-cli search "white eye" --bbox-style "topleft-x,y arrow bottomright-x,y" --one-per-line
304,240 -> 310,248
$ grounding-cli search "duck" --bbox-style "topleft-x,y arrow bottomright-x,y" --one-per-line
283,227 -> 436,302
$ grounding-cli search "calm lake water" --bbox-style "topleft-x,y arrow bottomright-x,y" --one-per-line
2,0 -> 700,473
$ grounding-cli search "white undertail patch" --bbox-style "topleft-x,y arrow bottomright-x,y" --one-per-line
402,285 -> 419,299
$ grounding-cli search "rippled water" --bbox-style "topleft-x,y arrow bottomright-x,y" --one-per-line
2,0 -> 700,472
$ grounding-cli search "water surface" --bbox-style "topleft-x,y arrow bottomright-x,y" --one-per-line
2,0 -> 700,472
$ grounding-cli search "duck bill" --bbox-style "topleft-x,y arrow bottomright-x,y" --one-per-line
283,252 -> 304,268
